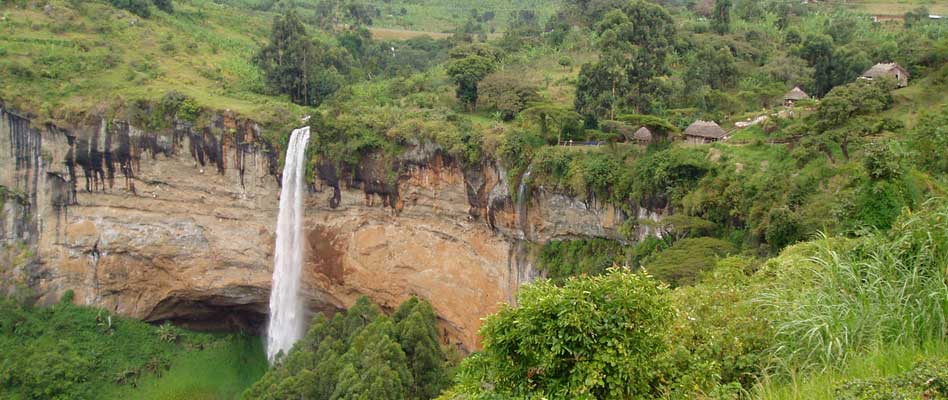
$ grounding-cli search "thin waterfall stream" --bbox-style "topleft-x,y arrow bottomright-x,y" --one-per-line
266,126 -> 310,363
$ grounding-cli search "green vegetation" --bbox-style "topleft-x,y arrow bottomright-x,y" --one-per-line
5,0 -> 948,398
440,200 -> 948,399
0,295 -> 266,400
442,269 -> 672,399
244,297 -> 451,400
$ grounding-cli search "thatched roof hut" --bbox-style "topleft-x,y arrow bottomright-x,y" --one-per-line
783,86 -> 810,107
684,120 -> 727,144
784,86 -> 810,101
633,127 -> 653,144
861,63 -> 910,87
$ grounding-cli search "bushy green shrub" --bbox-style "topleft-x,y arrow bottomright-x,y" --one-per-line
662,257 -> 772,395
444,269 -> 672,399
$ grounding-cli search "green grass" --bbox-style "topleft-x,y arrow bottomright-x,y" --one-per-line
0,297 -> 267,399
755,341 -> 948,400
105,336 -> 267,400
0,0 -> 307,124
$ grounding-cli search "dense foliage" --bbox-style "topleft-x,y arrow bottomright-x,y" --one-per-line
244,296 -> 451,400
443,269 -> 672,399
0,295 -> 266,400
4,0 -> 948,398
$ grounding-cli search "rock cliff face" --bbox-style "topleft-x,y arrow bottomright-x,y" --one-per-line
0,106 -> 665,351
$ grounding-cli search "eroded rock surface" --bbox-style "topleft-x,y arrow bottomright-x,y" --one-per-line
0,106 -> 663,350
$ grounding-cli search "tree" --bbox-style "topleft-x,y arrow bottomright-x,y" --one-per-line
712,0 -> 731,34
244,296 -> 447,400
575,1 -> 675,117
797,35 -> 871,97
521,103 -> 582,144
445,269 -> 673,398
684,45 -> 738,90
446,45 -> 498,111
394,299 -> 450,399
797,34 -> 835,96
254,10 -> 346,106
478,72 -> 540,120
812,79 -> 893,160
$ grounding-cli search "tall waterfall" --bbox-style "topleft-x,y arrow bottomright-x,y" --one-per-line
516,162 -> 534,241
266,126 -> 310,363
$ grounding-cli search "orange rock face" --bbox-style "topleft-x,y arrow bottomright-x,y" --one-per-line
1,110 -> 650,351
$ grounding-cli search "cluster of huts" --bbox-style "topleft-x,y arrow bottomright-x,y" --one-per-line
631,120 -> 729,145
783,62 -> 908,106
629,62 -> 909,146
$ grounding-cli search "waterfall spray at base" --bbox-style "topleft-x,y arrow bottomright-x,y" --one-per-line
266,126 -> 311,363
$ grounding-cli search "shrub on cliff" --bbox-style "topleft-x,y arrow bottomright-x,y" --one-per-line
643,237 -> 736,287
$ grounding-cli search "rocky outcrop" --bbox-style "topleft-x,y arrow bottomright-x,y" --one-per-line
0,105 -> 665,351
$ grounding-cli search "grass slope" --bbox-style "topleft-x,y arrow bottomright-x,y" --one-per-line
0,0 -> 306,123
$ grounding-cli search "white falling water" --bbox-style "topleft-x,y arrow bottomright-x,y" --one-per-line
266,126 -> 311,363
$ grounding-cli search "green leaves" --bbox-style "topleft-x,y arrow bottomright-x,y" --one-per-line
446,47 -> 499,111
447,269 -> 672,399
245,296 -> 449,400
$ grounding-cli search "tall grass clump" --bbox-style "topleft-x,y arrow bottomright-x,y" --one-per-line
758,199 -> 948,373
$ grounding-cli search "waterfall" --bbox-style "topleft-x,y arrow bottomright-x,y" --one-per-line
516,163 -> 534,241
266,126 -> 310,363
507,162 -> 538,305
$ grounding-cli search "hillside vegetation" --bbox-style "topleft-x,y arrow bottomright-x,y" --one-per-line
3,0 -> 948,398
0,294 -> 267,399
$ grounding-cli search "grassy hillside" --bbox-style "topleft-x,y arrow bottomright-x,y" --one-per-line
0,0 -> 305,124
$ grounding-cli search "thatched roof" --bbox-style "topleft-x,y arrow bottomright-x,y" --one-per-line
685,120 -> 727,139
784,86 -> 810,101
633,127 -> 653,141
862,63 -> 910,79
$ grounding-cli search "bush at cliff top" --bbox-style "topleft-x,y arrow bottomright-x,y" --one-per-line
441,269 -> 672,399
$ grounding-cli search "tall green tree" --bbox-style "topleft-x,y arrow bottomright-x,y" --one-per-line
712,0 -> 731,34
797,35 -> 871,97
254,10 -> 345,106
254,10 -> 314,105
812,79 -> 894,160
394,299 -> 451,399
446,45 -> 499,111
575,0 -> 675,117
244,297 -> 449,400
